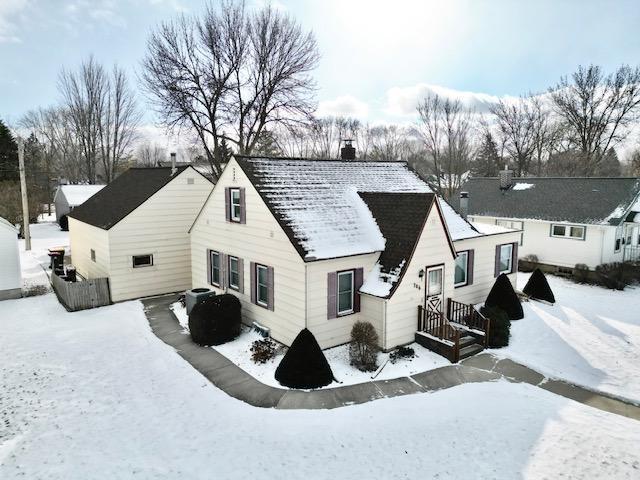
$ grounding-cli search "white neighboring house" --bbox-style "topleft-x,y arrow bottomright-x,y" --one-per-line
53,185 -> 105,224
0,217 -> 21,300
458,170 -> 640,272
68,166 -> 213,302
189,155 -> 521,360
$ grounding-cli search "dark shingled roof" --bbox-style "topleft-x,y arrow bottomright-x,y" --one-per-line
68,166 -> 193,230
457,177 -> 640,226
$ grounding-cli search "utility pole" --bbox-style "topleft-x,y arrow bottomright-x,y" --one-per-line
18,138 -> 31,251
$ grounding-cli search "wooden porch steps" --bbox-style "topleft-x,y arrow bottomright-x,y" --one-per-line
459,341 -> 484,360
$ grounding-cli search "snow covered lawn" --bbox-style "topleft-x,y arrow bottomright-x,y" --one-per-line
19,218 -> 69,291
2,294 -> 640,479
170,301 -> 449,389
490,272 -> 640,404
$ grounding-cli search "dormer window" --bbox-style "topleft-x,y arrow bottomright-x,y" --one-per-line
225,187 -> 245,223
230,188 -> 241,221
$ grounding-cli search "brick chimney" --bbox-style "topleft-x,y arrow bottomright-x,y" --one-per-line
459,191 -> 469,219
340,139 -> 356,160
170,152 -> 177,176
499,165 -> 513,190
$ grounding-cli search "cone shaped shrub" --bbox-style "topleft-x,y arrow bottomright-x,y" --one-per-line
188,294 -> 241,346
480,305 -> 511,347
275,328 -> 333,389
523,268 -> 555,303
485,273 -> 524,320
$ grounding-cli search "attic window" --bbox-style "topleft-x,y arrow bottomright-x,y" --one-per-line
230,188 -> 241,222
187,178 -> 194,185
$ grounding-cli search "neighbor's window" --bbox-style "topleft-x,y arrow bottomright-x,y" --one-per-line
132,254 -> 153,268
337,270 -> 354,315
230,188 -> 241,222
551,223 -> 585,240
496,219 -> 524,245
210,251 -> 221,286
499,244 -> 513,274
256,264 -> 269,307
228,256 -> 239,289
454,251 -> 469,287
90,249 -> 96,262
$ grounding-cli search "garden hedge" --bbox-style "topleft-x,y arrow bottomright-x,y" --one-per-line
485,273 -> 524,320
188,294 -> 241,346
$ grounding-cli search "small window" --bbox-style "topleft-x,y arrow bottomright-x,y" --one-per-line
210,251 -> 221,286
454,251 -> 469,287
230,188 -> 241,222
552,225 -> 566,237
499,244 -> 513,274
132,254 -> 153,268
90,249 -> 96,262
187,178 -> 194,185
256,264 -> 269,307
615,238 -> 621,252
551,223 -> 585,240
496,219 -> 524,245
427,268 -> 443,296
337,270 -> 354,315
228,256 -> 239,289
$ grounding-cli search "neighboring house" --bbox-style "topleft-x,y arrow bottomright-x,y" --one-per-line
458,170 -> 640,272
54,185 -> 105,224
189,155 -> 520,358
0,217 -> 21,300
68,166 -> 213,302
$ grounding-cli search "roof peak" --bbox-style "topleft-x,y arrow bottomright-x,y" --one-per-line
469,176 -> 639,180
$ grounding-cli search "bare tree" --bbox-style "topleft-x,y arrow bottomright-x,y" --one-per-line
549,64 -> 640,175
141,1 -> 319,179
135,143 -> 166,167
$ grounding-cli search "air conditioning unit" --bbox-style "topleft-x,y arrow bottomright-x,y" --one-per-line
185,288 -> 215,315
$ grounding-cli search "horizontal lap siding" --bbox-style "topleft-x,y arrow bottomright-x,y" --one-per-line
68,218 -> 110,280
108,169 -> 213,302
0,227 -> 20,291
190,160 -> 306,347
451,232 -> 521,305
306,253 -> 380,349
385,207 -> 455,350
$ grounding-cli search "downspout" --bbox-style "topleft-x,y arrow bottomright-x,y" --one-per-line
383,298 -> 388,351
304,262 -> 308,329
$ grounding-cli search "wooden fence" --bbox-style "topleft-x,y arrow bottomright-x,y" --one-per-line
51,273 -> 111,311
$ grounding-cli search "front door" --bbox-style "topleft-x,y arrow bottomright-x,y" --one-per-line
425,265 -> 444,315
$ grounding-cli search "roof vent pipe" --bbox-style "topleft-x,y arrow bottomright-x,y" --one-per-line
459,191 -> 469,219
340,139 -> 356,160
499,165 -> 513,190
170,152 -> 177,176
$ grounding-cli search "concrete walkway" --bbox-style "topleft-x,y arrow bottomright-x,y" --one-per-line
142,294 -> 640,420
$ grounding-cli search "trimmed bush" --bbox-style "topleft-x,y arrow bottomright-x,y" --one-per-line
250,337 -> 277,364
481,305 -> 511,348
59,214 -> 69,231
188,294 -> 241,346
572,264 -> 590,284
594,262 -> 639,290
518,254 -> 539,273
349,321 -> 379,372
523,268 -> 555,303
275,329 -> 333,389
485,273 -> 524,320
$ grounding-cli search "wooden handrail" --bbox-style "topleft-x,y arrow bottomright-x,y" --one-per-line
446,298 -> 491,347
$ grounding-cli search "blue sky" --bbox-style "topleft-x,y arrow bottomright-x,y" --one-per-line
2,0 -> 640,127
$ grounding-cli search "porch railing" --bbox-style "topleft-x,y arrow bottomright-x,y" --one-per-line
446,298 -> 490,347
417,305 -> 460,361
624,245 -> 640,263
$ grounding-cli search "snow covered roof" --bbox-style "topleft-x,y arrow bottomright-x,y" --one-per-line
457,177 -> 640,226
56,185 -> 105,207
0,216 -> 18,233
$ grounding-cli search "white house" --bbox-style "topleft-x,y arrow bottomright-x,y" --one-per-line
458,171 -> 640,272
68,166 -> 213,302
0,216 -> 21,301
189,155 -> 521,360
53,184 -> 105,224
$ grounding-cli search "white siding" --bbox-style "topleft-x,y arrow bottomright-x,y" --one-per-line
190,160 -> 306,347
451,232 -> 520,305
107,168 -> 212,302
385,206 -> 455,350
54,190 -> 69,223
69,217 -> 111,280
0,221 -> 21,298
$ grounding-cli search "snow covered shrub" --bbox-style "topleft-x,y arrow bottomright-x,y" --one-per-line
572,264 -> 591,284
389,346 -> 415,364
275,329 -> 333,389
250,338 -> 277,364
59,214 -> 69,231
518,254 -> 539,273
594,263 -> 638,290
349,321 -> 379,372
523,268 -> 555,303
485,274 -> 524,320
188,294 -> 241,346
480,306 -> 510,348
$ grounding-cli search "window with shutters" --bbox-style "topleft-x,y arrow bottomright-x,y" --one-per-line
337,270 -> 354,315
256,264 -> 269,307
498,244 -> 513,274
210,251 -> 221,286
454,251 -> 469,287
230,188 -> 241,222
228,256 -> 239,290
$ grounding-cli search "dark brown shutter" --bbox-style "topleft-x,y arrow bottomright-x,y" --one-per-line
494,245 -> 501,277
354,268 -> 364,313
239,187 -> 246,224
327,272 -> 337,319
220,253 -> 227,289
224,188 -> 231,222
206,249 -> 212,285
267,266 -> 274,311
237,257 -> 244,293
250,262 -> 256,304
511,242 -> 519,274
467,249 -> 475,285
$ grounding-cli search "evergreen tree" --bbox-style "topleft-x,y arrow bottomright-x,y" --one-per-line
472,131 -> 501,177
596,147 -> 621,177
215,138 -> 233,165
0,119 -> 18,181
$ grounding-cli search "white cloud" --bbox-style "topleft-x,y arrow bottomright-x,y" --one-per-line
0,0 -> 28,43
317,95 -> 369,119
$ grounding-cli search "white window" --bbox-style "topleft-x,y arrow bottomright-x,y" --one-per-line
499,244 -> 513,274
132,254 -> 153,268
551,223 -> 585,240
454,251 -> 469,287
337,270 -> 354,315
210,251 -> 221,286
228,256 -> 239,289
256,264 -> 269,307
90,249 -> 96,262
427,268 -> 443,296
230,188 -> 241,222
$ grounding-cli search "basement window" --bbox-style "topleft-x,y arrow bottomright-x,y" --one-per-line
132,254 -> 153,268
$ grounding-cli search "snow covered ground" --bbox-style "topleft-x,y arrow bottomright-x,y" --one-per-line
2,293 -> 640,479
490,272 -> 640,404
171,302 -> 449,389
